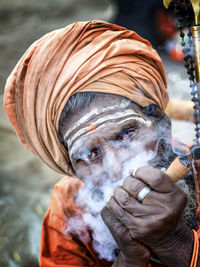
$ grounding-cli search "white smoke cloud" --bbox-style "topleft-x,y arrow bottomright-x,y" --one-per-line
65,137 -> 157,261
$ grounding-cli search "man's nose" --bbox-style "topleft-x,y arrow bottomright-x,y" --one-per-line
101,143 -> 122,181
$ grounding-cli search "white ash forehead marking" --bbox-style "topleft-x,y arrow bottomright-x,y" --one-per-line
67,109 -> 143,147
68,115 -> 152,158
64,99 -> 131,140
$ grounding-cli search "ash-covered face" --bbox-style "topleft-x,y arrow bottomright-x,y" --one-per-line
58,94 -> 197,259
59,94 -> 172,183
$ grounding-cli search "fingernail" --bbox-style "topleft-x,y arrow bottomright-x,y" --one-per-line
106,196 -> 111,203
129,169 -> 136,176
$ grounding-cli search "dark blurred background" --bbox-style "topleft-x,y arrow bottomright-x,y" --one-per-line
0,0 -> 195,266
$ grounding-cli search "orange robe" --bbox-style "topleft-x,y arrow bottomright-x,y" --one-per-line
40,176 -> 113,266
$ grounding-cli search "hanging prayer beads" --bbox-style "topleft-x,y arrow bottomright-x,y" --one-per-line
173,0 -> 200,143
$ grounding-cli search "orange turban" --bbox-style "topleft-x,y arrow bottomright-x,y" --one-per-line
4,20 -> 168,175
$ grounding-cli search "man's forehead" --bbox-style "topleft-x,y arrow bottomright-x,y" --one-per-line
64,96 -> 133,139
68,114 -> 152,157
67,116 -> 152,159
67,110 -> 146,147
62,94 -> 152,157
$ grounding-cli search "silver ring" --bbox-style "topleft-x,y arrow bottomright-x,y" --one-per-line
137,186 -> 151,202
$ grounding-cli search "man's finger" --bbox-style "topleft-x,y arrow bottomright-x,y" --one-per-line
107,196 -> 177,242
134,166 -> 176,193
101,206 -> 124,230
123,176 -> 151,201
113,187 -> 154,216
101,206 -> 133,245
107,196 -> 142,236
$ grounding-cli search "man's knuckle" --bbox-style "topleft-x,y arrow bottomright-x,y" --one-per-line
123,176 -> 130,189
121,193 -> 131,206
151,173 -> 163,188
123,176 -> 144,198
116,206 -> 125,218
113,187 -> 120,197
113,225 -> 125,237
135,167 -> 143,176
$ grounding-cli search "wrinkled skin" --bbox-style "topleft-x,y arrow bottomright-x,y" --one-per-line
102,167 -> 194,267
101,206 -> 151,267
110,167 -> 186,247
59,94 -> 196,267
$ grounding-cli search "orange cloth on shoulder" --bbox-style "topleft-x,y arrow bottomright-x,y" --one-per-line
40,176 -> 112,266
4,20 -> 168,176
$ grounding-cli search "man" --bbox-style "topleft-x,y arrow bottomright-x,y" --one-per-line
4,20 -> 199,266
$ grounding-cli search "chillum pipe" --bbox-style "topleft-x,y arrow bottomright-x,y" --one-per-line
166,157 -> 191,182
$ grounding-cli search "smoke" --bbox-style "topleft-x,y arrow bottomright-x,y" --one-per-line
61,104 -> 198,262
65,133 -> 157,261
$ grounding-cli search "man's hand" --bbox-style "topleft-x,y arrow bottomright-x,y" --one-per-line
101,206 -> 151,267
107,166 -> 194,266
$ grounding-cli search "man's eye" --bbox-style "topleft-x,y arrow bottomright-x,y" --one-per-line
117,128 -> 136,141
75,148 -> 100,165
88,148 -> 99,159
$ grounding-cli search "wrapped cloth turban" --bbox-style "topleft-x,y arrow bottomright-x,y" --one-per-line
4,20 -> 168,175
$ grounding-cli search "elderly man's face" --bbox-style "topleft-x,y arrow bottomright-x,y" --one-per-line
59,94 -> 197,229
60,94 -> 171,183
